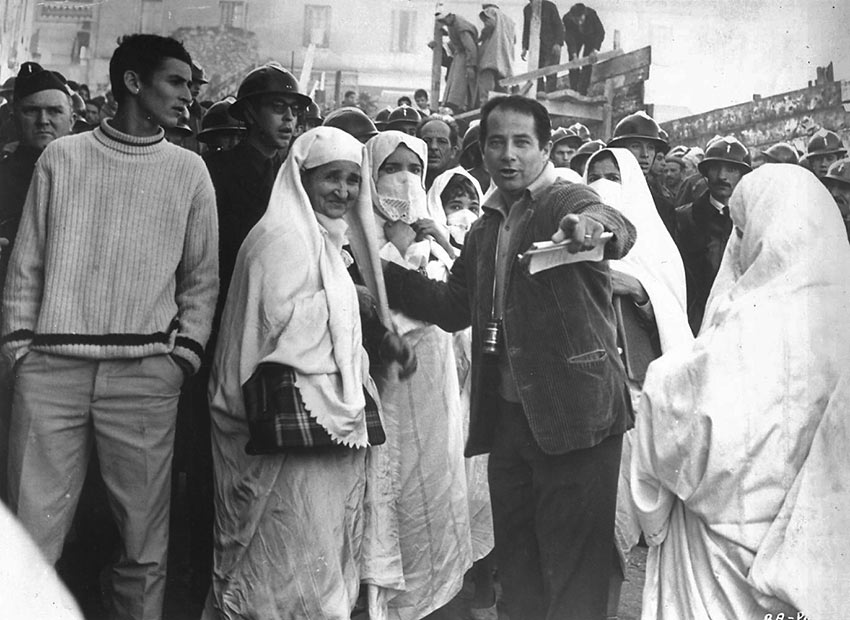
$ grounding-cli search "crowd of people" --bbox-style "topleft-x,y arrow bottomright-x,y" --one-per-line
0,11 -> 849,620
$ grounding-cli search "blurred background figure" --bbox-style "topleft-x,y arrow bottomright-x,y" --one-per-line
563,3 -> 605,94
196,97 -> 245,153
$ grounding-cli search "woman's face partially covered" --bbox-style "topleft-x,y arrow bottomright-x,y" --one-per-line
303,160 -> 362,219
587,155 -> 621,184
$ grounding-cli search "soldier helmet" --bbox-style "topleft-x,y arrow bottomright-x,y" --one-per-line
607,111 -> 669,153
374,107 -> 392,131
197,97 -> 246,143
569,139 -> 606,174
386,105 -> 422,131
697,136 -> 752,175
824,157 -> 850,188
323,106 -> 379,143
230,63 -> 311,121
305,101 -> 324,123
566,122 -> 591,143
806,129 -> 847,158
760,142 -> 799,165
551,127 -> 585,149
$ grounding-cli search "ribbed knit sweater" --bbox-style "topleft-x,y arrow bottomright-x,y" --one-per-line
1,120 -> 219,373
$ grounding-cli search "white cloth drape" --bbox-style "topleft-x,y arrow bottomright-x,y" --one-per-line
631,164 -> 850,619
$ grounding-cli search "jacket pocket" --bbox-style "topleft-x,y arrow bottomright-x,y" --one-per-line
567,348 -> 607,365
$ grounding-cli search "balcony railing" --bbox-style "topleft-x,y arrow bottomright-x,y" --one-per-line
38,1 -> 95,21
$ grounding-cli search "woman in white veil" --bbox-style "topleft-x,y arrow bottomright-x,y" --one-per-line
631,164 -> 850,619
365,131 -> 473,620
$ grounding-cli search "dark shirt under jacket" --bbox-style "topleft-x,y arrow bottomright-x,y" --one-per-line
675,189 -> 733,335
0,145 -> 42,293
384,180 -> 636,457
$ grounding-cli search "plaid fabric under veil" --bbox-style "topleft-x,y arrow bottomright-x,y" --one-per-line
243,362 -> 384,455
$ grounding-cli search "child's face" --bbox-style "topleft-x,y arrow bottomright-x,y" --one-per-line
443,190 -> 480,217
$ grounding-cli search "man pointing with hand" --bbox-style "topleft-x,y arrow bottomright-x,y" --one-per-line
383,95 -> 636,619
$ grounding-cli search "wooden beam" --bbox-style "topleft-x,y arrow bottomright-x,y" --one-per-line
543,99 -> 605,122
526,0 -> 542,99
590,46 -> 652,83
543,88 -> 607,105
501,49 -> 623,88
430,19 -> 442,110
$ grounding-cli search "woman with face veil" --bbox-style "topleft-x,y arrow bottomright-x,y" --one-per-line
205,127 -> 411,619
365,130 -> 473,620
631,164 -> 850,619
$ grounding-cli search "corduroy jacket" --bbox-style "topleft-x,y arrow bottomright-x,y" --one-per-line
384,180 -> 636,456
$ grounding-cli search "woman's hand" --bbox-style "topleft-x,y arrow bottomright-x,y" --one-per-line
412,218 -> 455,257
380,332 -> 418,379
384,220 -> 416,255
611,269 -> 649,304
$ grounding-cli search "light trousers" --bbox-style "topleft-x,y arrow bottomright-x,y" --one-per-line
8,351 -> 183,620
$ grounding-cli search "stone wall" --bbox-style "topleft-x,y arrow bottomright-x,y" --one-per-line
172,26 -> 261,101
660,80 -> 850,154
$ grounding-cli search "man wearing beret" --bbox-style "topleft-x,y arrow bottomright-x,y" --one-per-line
2,35 -> 218,620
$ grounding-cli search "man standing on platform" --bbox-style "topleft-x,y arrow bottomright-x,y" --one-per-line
521,0 -> 565,93
436,7 -> 479,113
563,3 -> 605,94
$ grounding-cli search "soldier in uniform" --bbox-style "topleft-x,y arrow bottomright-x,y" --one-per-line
675,136 -> 751,334
549,126 -> 584,168
205,63 -> 310,303
806,128 -> 847,181
607,111 -> 676,236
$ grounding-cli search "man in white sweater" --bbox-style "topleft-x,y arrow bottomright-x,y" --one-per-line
1,35 -> 218,620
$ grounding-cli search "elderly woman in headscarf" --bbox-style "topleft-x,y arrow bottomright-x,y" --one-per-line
205,127 -> 414,620
631,164 -> 850,619
365,130 -> 474,620
583,147 -> 694,617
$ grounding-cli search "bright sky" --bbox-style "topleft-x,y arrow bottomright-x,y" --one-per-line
609,0 -> 850,116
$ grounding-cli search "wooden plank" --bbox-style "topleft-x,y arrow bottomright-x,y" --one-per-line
500,49 -> 622,87
590,46 -> 651,83
526,0 -> 542,99
543,99 -> 605,122
543,88 -> 607,104
430,19 -> 442,109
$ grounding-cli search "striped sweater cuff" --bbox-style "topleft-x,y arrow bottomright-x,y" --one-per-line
173,336 -> 205,375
